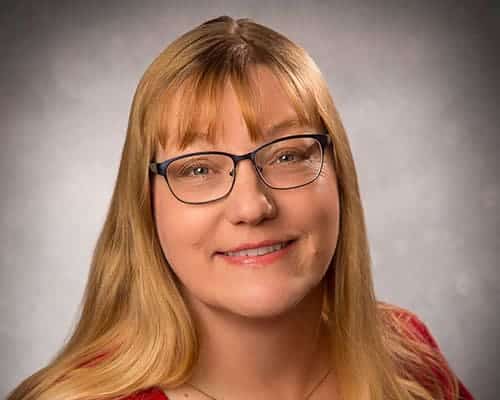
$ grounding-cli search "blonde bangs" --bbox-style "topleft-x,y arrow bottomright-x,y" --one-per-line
154,51 -> 323,155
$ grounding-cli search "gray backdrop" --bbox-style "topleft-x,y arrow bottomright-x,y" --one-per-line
1,1 -> 498,398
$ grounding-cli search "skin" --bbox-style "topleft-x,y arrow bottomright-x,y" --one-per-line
151,66 -> 340,400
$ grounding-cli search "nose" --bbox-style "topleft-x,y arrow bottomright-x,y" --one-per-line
224,159 -> 277,225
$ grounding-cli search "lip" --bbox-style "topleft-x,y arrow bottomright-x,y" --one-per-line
215,239 -> 296,266
217,239 -> 296,254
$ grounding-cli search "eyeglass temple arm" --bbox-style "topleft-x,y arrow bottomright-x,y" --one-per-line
149,163 -> 159,174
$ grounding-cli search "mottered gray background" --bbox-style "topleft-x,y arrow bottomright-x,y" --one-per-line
1,1 -> 499,398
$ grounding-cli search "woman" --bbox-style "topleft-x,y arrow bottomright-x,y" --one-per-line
7,16 -> 474,400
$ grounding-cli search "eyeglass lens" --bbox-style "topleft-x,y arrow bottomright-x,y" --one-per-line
166,136 -> 323,203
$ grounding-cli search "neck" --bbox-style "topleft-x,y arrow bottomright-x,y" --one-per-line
182,283 -> 334,399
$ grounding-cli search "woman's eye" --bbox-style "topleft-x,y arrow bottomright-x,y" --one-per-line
279,153 -> 295,162
274,152 -> 303,164
181,165 -> 210,176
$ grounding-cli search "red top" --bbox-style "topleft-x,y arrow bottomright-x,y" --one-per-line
121,313 -> 475,400
406,314 -> 474,400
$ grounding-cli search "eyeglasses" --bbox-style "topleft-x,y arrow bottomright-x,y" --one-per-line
149,133 -> 333,205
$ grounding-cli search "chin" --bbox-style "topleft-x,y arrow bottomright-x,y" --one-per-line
226,305 -> 295,320
218,290 -> 308,320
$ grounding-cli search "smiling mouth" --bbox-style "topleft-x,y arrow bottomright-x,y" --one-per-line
216,240 -> 296,257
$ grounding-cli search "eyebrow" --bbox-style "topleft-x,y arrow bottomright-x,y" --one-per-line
189,117 -> 309,144
264,116 -> 309,137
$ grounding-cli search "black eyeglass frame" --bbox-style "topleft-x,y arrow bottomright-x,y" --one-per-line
149,133 -> 333,205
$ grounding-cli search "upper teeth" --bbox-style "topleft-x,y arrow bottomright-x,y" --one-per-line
224,242 -> 287,257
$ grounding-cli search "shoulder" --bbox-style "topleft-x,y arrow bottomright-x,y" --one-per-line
378,302 -> 475,400
120,387 -> 168,400
378,301 -> 441,346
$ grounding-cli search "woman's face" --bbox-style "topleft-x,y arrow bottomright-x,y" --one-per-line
152,66 -> 340,319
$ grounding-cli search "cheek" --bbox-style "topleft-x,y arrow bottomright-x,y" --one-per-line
317,182 -> 340,247
153,181 -> 214,261
297,176 -> 340,258
309,202 -> 339,259
295,166 -> 339,224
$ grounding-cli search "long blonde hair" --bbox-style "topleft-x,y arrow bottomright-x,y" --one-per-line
7,16 -> 460,400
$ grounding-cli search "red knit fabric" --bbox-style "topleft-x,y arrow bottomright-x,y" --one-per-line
120,310 -> 475,400
120,387 -> 168,400
406,313 -> 474,400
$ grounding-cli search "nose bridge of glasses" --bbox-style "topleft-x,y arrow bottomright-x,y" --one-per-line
229,151 -> 262,177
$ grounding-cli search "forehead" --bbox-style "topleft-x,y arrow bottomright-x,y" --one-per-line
157,65 -> 320,154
